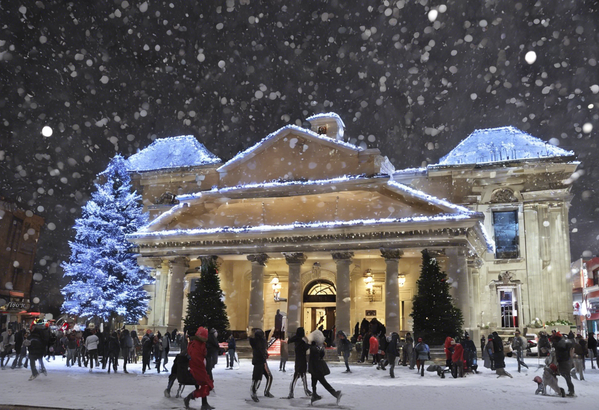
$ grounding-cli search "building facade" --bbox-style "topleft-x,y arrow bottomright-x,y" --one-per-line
127,114 -> 577,343
0,198 -> 44,328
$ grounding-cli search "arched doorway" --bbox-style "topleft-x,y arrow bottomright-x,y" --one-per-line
303,279 -> 336,334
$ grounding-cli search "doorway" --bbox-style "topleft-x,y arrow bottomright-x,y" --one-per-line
499,287 -> 519,328
303,279 -> 336,340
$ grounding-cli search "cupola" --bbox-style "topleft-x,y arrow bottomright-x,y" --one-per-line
307,112 -> 346,141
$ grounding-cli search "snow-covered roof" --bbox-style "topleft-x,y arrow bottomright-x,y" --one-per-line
436,126 -> 575,166
126,135 -> 221,172
217,124 -> 362,172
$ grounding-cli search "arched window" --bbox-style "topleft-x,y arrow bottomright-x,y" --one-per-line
303,280 -> 336,303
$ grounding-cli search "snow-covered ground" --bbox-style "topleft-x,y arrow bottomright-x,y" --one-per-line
1,355 -> 598,409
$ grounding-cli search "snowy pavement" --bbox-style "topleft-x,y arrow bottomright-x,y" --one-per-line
1,355 -> 599,409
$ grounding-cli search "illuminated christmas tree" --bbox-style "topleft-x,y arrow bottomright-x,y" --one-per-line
61,155 -> 153,325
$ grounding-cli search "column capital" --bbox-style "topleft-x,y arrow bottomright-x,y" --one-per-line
247,253 -> 269,266
168,256 -> 190,269
380,248 -> 403,260
331,252 -> 354,261
283,252 -> 307,265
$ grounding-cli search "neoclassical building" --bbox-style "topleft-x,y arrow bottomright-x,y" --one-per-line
126,113 -> 577,342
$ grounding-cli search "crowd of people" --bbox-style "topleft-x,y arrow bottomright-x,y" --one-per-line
3,319 -> 599,408
0,322 -> 183,380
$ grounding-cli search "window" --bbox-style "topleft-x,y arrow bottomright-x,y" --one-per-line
593,269 -> 599,287
493,210 -> 519,259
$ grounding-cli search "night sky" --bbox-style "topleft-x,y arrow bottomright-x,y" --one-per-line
1,1 -> 598,314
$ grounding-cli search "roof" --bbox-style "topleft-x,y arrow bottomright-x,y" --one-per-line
126,135 -> 221,172
436,126 -> 575,166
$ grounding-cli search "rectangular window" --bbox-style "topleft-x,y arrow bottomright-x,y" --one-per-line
593,269 -> 599,287
493,210 -> 519,259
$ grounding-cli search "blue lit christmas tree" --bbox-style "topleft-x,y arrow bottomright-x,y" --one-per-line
61,154 -> 153,324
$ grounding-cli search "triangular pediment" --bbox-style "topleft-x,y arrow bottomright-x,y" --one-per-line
217,125 -> 390,187
132,177 -> 479,237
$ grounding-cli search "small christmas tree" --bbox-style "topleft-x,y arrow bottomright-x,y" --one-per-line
411,249 -> 463,345
184,255 -> 230,340
61,155 -> 153,326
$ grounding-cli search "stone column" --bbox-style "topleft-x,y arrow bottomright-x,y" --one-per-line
446,248 -> 471,329
142,258 -> 162,327
381,248 -> 403,334
332,252 -> 353,336
167,257 -> 189,332
284,252 -> 307,336
247,254 -> 269,331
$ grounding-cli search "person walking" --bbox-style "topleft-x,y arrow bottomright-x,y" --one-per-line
26,327 -> 46,381
588,331 -> 598,369
64,331 -> 77,367
141,329 -> 153,374
249,328 -> 273,402
402,332 -> 414,368
106,331 -> 120,373
85,328 -> 99,373
226,334 -> 236,370
308,329 -> 342,405
414,337 -> 431,377
0,328 -> 15,368
552,332 -> 575,396
153,333 -> 163,373
483,335 -> 494,370
492,332 -> 512,378
206,329 -> 219,380
10,328 -> 25,369
130,330 -> 140,364
572,334 -> 585,380
162,331 -> 170,372
336,330 -> 352,373
279,337 -> 288,372
512,330 -> 528,372
119,329 -> 132,373
385,332 -> 400,378
183,327 -> 214,410
286,327 -> 311,399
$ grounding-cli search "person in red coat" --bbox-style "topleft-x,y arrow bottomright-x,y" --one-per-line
369,334 -> 379,365
451,343 -> 465,378
444,336 -> 455,368
184,327 -> 214,410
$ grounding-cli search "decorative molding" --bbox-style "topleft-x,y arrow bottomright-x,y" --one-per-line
301,267 -> 337,291
247,253 -> 269,266
490,188 -> 518,203
380,248 -> 403,260
283,252 -> 307,265
168,256 -> 190,270
331,251 -> 354,261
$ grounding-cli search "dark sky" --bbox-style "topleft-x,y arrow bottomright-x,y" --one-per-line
1,1 -> 598,313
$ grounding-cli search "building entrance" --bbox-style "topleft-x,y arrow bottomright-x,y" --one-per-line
303,279 -> 336,337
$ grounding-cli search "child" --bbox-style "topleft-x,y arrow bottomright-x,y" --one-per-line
249,328 -> 273,402
183,327 -> 214,410
279,338 -> 288,372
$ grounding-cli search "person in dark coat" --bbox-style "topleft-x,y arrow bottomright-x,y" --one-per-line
206,328 -> 219,380
249,328 -> 273,402
588,332 -> 598,369
286,327 -> 311,399
308,329 -> 342,405
119,329 -> 132,373
183,327 -> 214,410
537,331 -> 551,357
10,328 -> 25,369
492,331 -> 512,378
359,331 -> 371,363
462,332 -> 478,373
27,327 -> 47,380
385,332 -> 400,378
164,353 -> 198,398
336,330 -> 352,373
552,332 -> 575,396
226,334 -> 236,370
106,331 -> 120,373
141,329 -> 154,374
